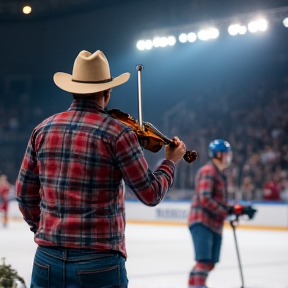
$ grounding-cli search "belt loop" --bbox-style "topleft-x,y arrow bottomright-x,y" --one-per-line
63,248 -> 67,261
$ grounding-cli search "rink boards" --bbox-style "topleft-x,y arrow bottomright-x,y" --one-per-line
125,200 -> 288,230
6,199 -> 288,230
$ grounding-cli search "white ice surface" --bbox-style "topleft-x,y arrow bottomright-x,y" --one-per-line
0,220 -> 287,288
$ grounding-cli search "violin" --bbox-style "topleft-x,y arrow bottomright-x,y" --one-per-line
108,64 -> 198,164
107,109 -> 198,163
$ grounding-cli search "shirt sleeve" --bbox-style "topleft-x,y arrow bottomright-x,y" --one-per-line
115,129 -> 175,206
16,131 -> 41,233
197,170 -> 228,217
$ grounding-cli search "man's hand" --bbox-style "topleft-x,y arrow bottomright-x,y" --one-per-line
165,136 -> 186,163
227,205 -> 257,219
227,204 -> 244,215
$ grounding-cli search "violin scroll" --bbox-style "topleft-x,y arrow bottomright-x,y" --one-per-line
168,139 -> 198,163
183,150 -> 198,163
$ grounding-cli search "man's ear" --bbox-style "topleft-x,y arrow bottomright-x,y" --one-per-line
216,151 -> 222,160
103,91 -> 110,107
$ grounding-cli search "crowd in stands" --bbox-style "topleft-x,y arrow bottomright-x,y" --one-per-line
1,75 -> 288,202
0,92 -> 47,186
163,75 -> 288,202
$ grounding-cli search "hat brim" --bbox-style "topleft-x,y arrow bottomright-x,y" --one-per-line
53,72 -> 130,94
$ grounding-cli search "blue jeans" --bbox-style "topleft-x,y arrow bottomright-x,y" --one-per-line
31,246 -> 128,288
189,224 -> 222,264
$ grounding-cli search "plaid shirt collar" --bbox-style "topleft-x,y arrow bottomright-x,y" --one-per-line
67,99 -> 106,114
210,160 -> 227,182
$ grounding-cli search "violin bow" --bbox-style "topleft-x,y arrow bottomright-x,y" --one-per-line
135,64 -> 198,164
136,65 -> 144,129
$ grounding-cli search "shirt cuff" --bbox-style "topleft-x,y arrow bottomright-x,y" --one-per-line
163,159 -> 176,168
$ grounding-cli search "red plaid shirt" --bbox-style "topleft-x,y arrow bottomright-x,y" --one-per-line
188,161 -> 228,234
16,100 -> 175,258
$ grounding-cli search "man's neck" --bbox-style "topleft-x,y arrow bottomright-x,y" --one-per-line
212,158 -> 225,171
73,95 -> 105,109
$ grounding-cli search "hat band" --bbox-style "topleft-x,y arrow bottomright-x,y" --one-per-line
72,77 -> 113,84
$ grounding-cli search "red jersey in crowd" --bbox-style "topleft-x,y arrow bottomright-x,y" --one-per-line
263,181 -> 281,201
0,179 -> 9,211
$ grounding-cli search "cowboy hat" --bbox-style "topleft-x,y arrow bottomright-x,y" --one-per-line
54,50 -> 130,94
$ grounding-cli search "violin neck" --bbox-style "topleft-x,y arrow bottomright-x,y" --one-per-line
144,122 -> 171,145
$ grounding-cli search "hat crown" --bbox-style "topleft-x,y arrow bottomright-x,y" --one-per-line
72,50 -> 111,83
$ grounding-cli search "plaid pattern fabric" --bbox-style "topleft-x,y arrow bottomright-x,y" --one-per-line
16,100 -> 175,258
188,161 -> 228,234
188,261 -> 214,286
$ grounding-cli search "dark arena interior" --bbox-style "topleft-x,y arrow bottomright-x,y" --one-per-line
1,0 -> 288,201
0,1 -> 288,287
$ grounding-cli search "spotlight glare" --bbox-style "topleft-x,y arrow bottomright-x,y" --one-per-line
144,40 -> 153,50
167,36 -> 176,46
159,37 -> 168,47
23,5 -> 32,14
153,37 -> 161,47
283,17 -> 288,28
198,29 -> 209,41
228,24 -> 239,36
209,27 -> 219,39
136,40 -> 145,50
187,32 -> 197,42
238,25 -> 247,35
179,33 -> 187,43
248,21 -> 258,33
257,19 -> 268,31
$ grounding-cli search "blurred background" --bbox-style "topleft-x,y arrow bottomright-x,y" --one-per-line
1,0 -> 288,203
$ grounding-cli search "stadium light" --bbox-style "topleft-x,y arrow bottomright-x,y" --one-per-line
179,33 -> 188,43
137,36 -> 177,50
209,28 -> 219,39
238,25 -> 247,35
153,37 -> 161,47
248,21 -> 258,33
198,28 -> 219,41
228,24 -> 247,36
136,40 -> 145,50
228,24 -> 239,36
23,5 -> 32,14
167,36 -> 176,46
144,40 -> 153,50
248,19 -> 268,33
179,32 -> 197,43
258,19 -> 268,31
136,8 -> 282,50
159,37 -> 168,47
198,29 -> 209,41
187,32 -> 197,42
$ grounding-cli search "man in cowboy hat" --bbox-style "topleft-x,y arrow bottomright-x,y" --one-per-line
16,50 -> 186,288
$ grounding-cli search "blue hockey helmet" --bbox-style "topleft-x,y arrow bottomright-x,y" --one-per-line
208,139 -> 231,158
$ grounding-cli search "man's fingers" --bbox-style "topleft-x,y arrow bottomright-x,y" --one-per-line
170,136 -> 186,151
171,136 -> 181,146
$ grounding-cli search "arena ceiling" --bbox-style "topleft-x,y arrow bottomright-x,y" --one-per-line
1,0 -> 288,21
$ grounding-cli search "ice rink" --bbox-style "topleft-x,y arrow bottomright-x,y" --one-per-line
0,219 -> 287,288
